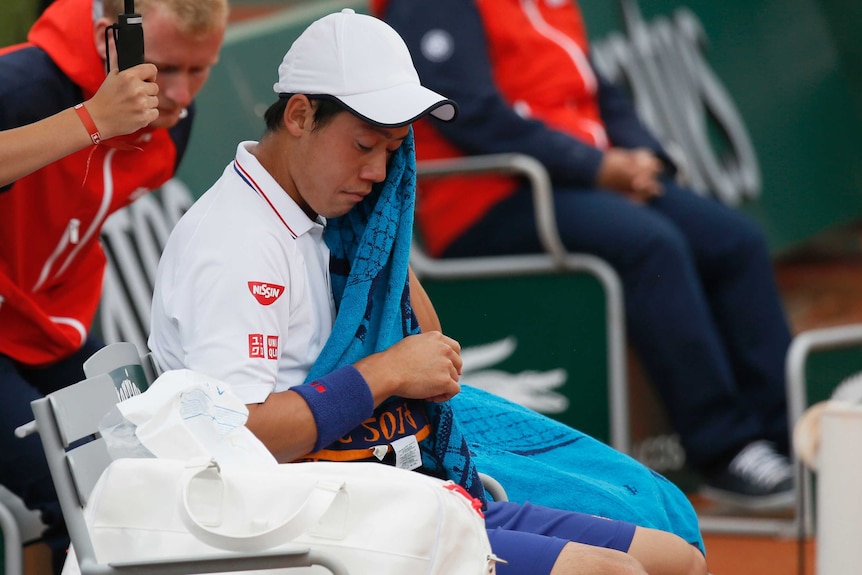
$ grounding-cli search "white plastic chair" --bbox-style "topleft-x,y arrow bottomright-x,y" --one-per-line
15,344 -> 349,575
785,323 -> 862,538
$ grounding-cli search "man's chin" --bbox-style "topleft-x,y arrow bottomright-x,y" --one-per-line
148,118 -> 177,130
151,109 -> 185,129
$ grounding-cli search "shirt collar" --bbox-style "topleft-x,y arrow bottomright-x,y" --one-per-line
234,141 -> 325,239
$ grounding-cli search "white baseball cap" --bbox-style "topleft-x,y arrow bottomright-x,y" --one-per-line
272,9 -> 457,127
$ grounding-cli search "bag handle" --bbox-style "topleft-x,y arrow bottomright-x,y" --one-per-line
178,460 -> 345,552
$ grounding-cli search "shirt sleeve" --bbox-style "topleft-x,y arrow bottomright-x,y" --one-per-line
160,206 -> 297,404
0,46 -> 79,192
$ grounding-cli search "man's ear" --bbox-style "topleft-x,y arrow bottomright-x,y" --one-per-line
93,17 -> 115,71
284,95 -> 314,136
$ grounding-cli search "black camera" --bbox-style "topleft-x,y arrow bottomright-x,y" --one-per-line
105,0 -> 144,72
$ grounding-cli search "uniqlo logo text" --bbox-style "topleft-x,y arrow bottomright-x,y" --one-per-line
249,334 -> 265,358
249,334 -> 279,360
248,281 -> 284,306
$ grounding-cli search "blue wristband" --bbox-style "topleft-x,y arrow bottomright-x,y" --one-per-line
293,365 -> 374,451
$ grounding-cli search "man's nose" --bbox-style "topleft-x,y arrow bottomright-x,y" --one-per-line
162,73 -> 192,107
361,151 -> 388,183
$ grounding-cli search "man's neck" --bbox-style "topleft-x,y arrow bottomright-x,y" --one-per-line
249,136 -> 317,220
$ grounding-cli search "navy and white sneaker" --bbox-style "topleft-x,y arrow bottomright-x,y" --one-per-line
700,440 -> 795,511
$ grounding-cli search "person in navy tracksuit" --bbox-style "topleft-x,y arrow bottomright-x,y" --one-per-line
375,0 -> 795,510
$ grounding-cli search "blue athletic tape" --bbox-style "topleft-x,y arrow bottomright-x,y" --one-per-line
293,365 -> 374,451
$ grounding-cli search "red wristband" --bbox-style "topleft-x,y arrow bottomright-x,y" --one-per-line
73,103 -> 102,145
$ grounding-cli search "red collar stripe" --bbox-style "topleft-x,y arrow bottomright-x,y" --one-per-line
234,158 -> 297,239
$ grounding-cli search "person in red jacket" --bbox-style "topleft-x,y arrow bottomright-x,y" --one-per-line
375,0 -> 796,511
0,0 -> 227,571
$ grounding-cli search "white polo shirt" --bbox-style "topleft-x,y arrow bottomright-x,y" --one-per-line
149,142 -> 336,404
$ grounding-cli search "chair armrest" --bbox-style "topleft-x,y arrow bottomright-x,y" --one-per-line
14,421 -> 37,438
786,324 -> 862,425
415,153 -> 567,267
478,472 -> 508,502
96,547 -> 348,575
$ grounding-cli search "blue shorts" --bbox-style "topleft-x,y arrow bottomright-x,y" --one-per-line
484,500 -> 637,575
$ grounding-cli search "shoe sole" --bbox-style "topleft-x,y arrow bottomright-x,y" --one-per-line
699,486 -> 796,512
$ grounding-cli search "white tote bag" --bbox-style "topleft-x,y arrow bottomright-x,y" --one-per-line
79,457 -> 498,575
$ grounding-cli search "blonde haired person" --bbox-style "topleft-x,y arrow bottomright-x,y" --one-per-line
377,0 -> 796,511
0,1 -> 227,573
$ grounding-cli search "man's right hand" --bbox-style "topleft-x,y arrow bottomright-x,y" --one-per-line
355,331 -> 463,405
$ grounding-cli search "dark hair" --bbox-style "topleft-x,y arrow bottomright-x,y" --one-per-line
264,94 -> 345,133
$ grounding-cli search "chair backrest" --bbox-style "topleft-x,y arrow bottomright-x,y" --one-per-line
27,343 -> 169,571
83,341 -> 152,396
25,345 -> 349,575
0,348 -> 144,575
40,376 -> 123,508
26,373 -> 123,570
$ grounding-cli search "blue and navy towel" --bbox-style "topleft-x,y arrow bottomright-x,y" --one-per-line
305,130 -> 703,552
305,130 -> 486,503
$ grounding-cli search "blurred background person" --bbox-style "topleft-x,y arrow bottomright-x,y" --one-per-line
0,0 -> 227,571
375,0 -> 795,511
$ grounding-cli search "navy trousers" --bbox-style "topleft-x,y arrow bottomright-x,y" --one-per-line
444,178 -> 792,469
0,335 -> 103,575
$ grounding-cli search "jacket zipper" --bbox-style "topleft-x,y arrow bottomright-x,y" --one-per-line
32,148 -> 117,292
32,218 -> 81,292
69,218 -> 80,244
